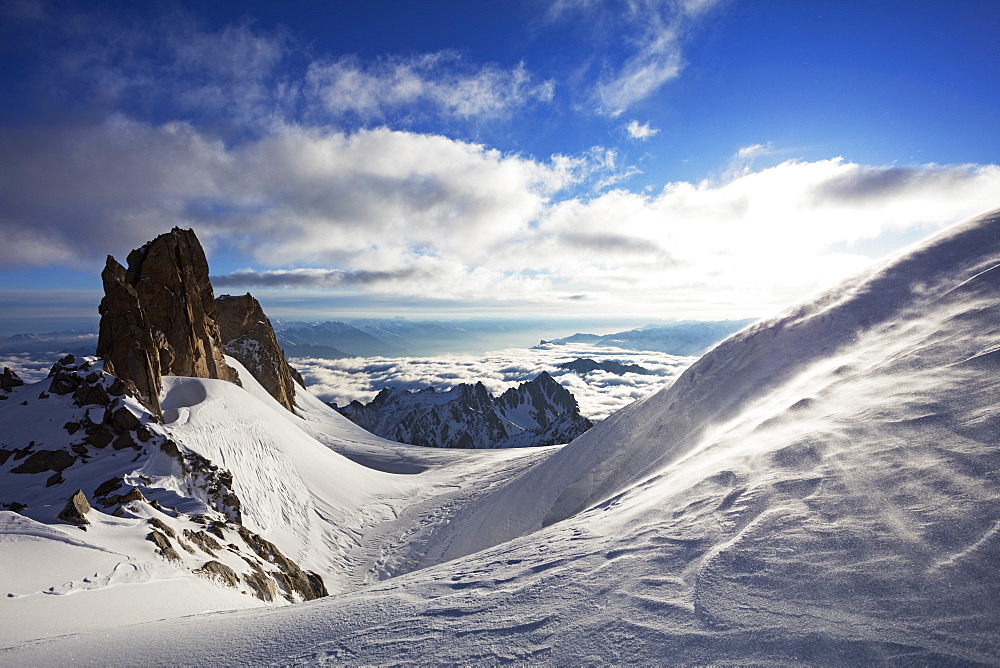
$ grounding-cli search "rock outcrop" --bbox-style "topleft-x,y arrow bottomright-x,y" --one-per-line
335,372 -> 593,449
215,293 -> 302,412
96,228 -> 238,414
57,490 -> 91,525
1,367 -> 24,394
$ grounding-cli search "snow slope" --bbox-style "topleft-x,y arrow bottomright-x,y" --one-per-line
0,354 -> 557,646
3,209 -> 1000,664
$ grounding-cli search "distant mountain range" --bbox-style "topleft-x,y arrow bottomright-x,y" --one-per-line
2,318 -> 754,362
273,318 -> 755,359
333,372 -> 592,449
273,318 -> 569,357
541,319 -> 755,356
0,330 -> 98,357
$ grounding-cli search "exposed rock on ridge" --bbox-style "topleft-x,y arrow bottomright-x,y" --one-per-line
215,293 -> 303,412
96,228 -> 238,414
0,353 -> 326,601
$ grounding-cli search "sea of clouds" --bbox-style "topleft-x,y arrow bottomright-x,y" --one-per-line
1,353 -> 57,384
292,342 -> 696,421
3,344 -> 695,422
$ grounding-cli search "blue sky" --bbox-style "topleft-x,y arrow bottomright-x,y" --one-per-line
0,0 -> 998,334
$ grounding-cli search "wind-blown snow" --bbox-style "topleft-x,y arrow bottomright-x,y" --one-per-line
3,209 -> 1000,664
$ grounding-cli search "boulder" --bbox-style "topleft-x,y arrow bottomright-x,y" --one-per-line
112,432 -> 139,451
184,528 -> 223,556
215,293 -> 300,412
197,560 -> 240,588
107,407 -> 141,434
57,490 -> 91,525
237,525 -> 327,600
93,477 -> 124,498
147,530 -> 181,561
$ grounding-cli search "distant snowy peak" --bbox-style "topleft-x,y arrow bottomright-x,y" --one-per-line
335,372 -> 593,449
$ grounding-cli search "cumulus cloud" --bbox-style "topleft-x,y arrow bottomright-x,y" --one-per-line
0,338 -> 692,422
293,342 -> 695,421
495,157 -> 1000,314
625,120 -> 659,139
0,120 -> 580,272
3,114 -> 998,316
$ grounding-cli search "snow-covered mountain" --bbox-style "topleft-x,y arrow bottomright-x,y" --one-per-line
334,371 -> 593,448
3,209 -> 1000,664
544,318 -> 754,355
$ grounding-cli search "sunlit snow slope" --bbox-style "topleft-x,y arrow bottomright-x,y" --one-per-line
0,356 -> 556,646
4,208 -> 1000,664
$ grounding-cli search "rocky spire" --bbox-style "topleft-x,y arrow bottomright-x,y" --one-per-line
96,228 -> 238,414
215,293 -> 304,412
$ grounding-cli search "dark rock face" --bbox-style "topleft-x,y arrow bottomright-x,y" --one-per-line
1,367 -> 23,393
57,490 -> 91,525
215,293 -> 300,412
10,449 -> 76,474
336,372 -> 593,449
96,227 -> 237,415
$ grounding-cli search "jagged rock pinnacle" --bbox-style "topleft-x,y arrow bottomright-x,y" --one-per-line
216,292 -> 303,412
96,228 -> 238,414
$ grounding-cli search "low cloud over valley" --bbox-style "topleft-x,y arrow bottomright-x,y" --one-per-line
293,342 -> 695,421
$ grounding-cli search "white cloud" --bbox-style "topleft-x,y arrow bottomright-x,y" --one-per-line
293,342 -> 695,421
0,120 -> 579,273
0,340 -> 695,422
625,120 -> 659,139
584,0 -> 723,115
0,353 -> 55,383
305,53 -> 554,121
33,8 -> 552,131
2,116 -> 998,318
491,157 -> 1000,315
